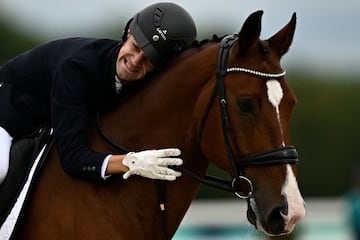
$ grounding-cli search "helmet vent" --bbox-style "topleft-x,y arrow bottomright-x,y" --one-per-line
153,8 -> 164,27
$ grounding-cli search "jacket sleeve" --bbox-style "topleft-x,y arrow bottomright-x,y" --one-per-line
51,57 -> 108,181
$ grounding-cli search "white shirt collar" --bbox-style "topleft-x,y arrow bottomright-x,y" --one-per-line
114,75 -> 123,94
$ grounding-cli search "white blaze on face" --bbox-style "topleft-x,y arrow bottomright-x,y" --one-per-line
266,79 -> 285,146
249,80 -> 305,234
250,166 -> 306,235
281,165 -> 306,232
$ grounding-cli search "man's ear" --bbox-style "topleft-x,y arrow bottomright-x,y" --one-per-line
127,30 -> 131,39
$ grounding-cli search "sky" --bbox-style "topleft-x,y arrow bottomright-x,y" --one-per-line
0,0 -> 359,75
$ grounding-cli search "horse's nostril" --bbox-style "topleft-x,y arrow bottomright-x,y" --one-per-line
266,206 -> 287,234
280,206 -> 288,216
280,200 -> 289,216
270,206 -> 285,221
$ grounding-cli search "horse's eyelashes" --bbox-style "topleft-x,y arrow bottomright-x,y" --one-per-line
237,99 -> 256,114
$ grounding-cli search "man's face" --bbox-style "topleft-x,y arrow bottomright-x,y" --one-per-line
116,31 -> 154,82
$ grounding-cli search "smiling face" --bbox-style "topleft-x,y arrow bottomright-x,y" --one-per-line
116,31 -> 154,82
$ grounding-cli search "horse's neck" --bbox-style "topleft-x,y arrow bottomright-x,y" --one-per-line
92,47 -> 217,234
94,46 -> 218,236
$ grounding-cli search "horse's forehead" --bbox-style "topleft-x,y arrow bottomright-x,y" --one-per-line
258,40 -> 271,55
266,80 -> 283,108
230,39 -> 282,70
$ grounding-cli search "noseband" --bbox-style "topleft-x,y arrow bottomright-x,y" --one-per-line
191,34 -> 298,198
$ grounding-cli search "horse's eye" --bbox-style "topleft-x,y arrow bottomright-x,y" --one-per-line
238,99 -> 256,114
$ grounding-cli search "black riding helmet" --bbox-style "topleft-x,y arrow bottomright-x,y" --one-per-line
122,2 -> 197,66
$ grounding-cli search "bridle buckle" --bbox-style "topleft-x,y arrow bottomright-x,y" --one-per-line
232,176 -> 254,199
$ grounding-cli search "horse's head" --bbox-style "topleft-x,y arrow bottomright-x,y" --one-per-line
196,11 -> 305,235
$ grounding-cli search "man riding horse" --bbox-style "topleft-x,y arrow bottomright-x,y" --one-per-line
0,2 -> 197,184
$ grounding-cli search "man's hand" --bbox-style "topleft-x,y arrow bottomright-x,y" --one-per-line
122,148 -> 183,181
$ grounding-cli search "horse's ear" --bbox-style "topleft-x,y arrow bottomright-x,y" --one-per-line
237,10 -> 263,55
268,13 -> 297,57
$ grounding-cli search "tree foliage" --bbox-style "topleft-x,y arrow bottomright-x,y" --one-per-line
0,19 -> 40,64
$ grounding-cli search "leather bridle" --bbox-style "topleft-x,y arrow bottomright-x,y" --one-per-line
188,34 -> 298,198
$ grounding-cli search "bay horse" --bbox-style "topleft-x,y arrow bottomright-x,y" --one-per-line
13,10 -> 305,239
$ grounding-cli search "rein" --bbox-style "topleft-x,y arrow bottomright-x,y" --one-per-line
95,34 -> 298,200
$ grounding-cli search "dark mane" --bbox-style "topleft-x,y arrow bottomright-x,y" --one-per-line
192,34 -> 225,48
174,34 -> 226,61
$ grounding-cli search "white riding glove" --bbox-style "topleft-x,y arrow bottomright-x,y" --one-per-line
122,148 -> 183,181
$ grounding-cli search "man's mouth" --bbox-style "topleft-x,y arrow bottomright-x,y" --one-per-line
124,58 -> 138,73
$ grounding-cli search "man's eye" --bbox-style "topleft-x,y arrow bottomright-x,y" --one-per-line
132,43 -> 140,50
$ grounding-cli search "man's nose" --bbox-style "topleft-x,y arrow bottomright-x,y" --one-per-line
133,51 -> 146,66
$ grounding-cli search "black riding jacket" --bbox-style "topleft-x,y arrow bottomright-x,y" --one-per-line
0,38 -> 121,181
